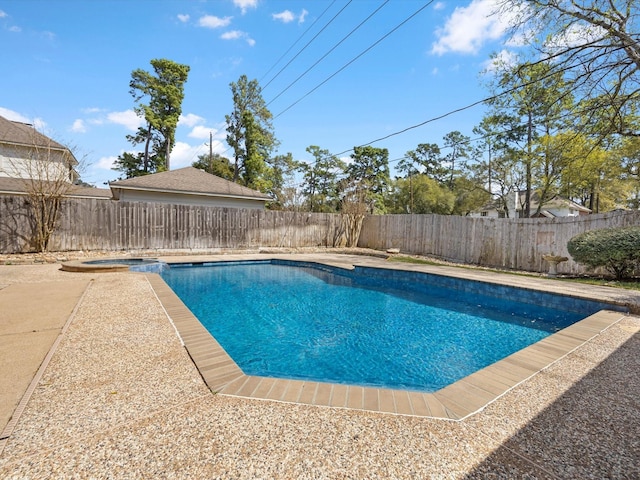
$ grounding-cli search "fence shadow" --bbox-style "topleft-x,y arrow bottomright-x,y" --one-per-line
0,196 -> 32,253
464,331 -> 640,478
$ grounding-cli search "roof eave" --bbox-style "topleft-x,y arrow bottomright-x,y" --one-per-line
108,184 -> 271,202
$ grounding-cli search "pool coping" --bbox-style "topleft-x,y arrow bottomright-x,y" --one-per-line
145,256 -> 630,421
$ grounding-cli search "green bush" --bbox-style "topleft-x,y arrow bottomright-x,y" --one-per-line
567,226 -> 640,279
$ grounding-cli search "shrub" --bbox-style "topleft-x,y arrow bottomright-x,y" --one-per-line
567,226 -> 640,279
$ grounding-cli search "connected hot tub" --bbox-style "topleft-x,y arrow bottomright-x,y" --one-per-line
61,258 -> 166,273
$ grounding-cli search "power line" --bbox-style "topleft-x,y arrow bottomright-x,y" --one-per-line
331,51 -> 609,158
259,0 -> 340,86
266,1 -> 389,107
262,1 -> 353,90
273,0 -> 435,119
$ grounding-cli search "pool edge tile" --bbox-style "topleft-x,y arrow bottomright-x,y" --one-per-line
145,268 -> 629,421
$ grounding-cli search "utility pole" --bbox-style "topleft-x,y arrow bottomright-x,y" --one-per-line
209,131 -> 213,171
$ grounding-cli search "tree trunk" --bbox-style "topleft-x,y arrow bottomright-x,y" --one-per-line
143,125 -> 152,173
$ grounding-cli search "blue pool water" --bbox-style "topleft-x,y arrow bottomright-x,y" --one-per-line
161,260 -> 615,392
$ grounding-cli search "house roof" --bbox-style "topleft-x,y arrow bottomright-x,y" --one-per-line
532,194 -> 591,214
0,176 -> 112,199
109,167 -> 272,202
0,115 -> 69,152
476,191 -> 591,216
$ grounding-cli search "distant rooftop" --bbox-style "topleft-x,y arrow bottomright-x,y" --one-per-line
0,177 -> 112,199
0,115 -> 68,152
109,167 -> 272,201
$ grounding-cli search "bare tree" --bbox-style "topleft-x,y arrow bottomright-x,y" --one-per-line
498,0 -> 640,138
333,179 -> 369,248
1,123 -> 80,252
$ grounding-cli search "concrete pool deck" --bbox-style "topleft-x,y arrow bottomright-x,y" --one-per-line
1,253 -> 639,478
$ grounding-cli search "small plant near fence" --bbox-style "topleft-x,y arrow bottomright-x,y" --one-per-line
567,226 -> 640,279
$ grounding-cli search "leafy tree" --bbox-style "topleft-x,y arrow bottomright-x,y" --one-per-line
531,132 -> 574,215
618,136 -> 640,208
487,60 -> 572,216
300,146 -> 346,212
442,131 -> 471,188
343,146 -> 390,214
405,143 -> 448,183
450,176 -> 492,216
226,75 -> 278,189
471,113 -> 524,196
499,0 -> 640,139
559,133 -> 629,212
396,156 -> 420,213
264,152 -> 301,210
386,174 -> 455,214
113,152 -> 147,179
192,153 -> 234,180
114,59 -> 190,177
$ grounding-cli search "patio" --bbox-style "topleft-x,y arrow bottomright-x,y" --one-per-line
0,254 -> 638,478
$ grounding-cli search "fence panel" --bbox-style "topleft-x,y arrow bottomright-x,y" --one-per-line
2,195 -> 640,274
358,211 -> 640,274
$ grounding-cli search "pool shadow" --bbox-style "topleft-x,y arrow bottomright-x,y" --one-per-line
464,331 -> 640,479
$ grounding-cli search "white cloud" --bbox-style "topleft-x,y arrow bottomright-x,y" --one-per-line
82,107 -> 104,114
434,2 -> 445,11
233,0 -> 258,15
178,113 -> 205,128
188,125 -> 227,141
198,15 -> 232,29
188,125 -> 214,139
0,10 -> 7,18
221,30 -> 255,46
96,155 -> 118,170
177,13 -> 190,23
32,118 -> 47,130
0,107 -> 47,131
545,23 -> 605,52
71,119 -> 86,133
9,26 -> 20,33
221,30 -> 244,40
107,110 -> 143,131
482,49 -> 518,73
272,9 -> 308,24
431,0 -> 512,55
0,107 -> 30,123
170,141 -> 218,169
272,10 -> 295,23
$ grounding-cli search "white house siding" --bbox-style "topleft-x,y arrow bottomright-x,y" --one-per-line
0,144 -> 73,182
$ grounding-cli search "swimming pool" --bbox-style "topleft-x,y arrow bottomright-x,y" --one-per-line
160,260 -> 620,393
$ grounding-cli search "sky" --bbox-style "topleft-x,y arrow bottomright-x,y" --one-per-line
0,0 -> 525,188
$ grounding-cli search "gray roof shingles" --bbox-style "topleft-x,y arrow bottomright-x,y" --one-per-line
109,167 -> 271,201
0,176 -> 112,199
0,115 -> 68,151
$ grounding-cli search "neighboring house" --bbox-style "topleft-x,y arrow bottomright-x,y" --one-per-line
109,167 -> 272,209
0,115 -> 271,208
0,176 -> 112,199
0,114 -> 77,183
0,114 -> 111,200
471,191 -> 591,218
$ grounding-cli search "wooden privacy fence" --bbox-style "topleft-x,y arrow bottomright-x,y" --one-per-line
2,195 -> 640,275
358,211 -> 640,275
0,197 -> 350,253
